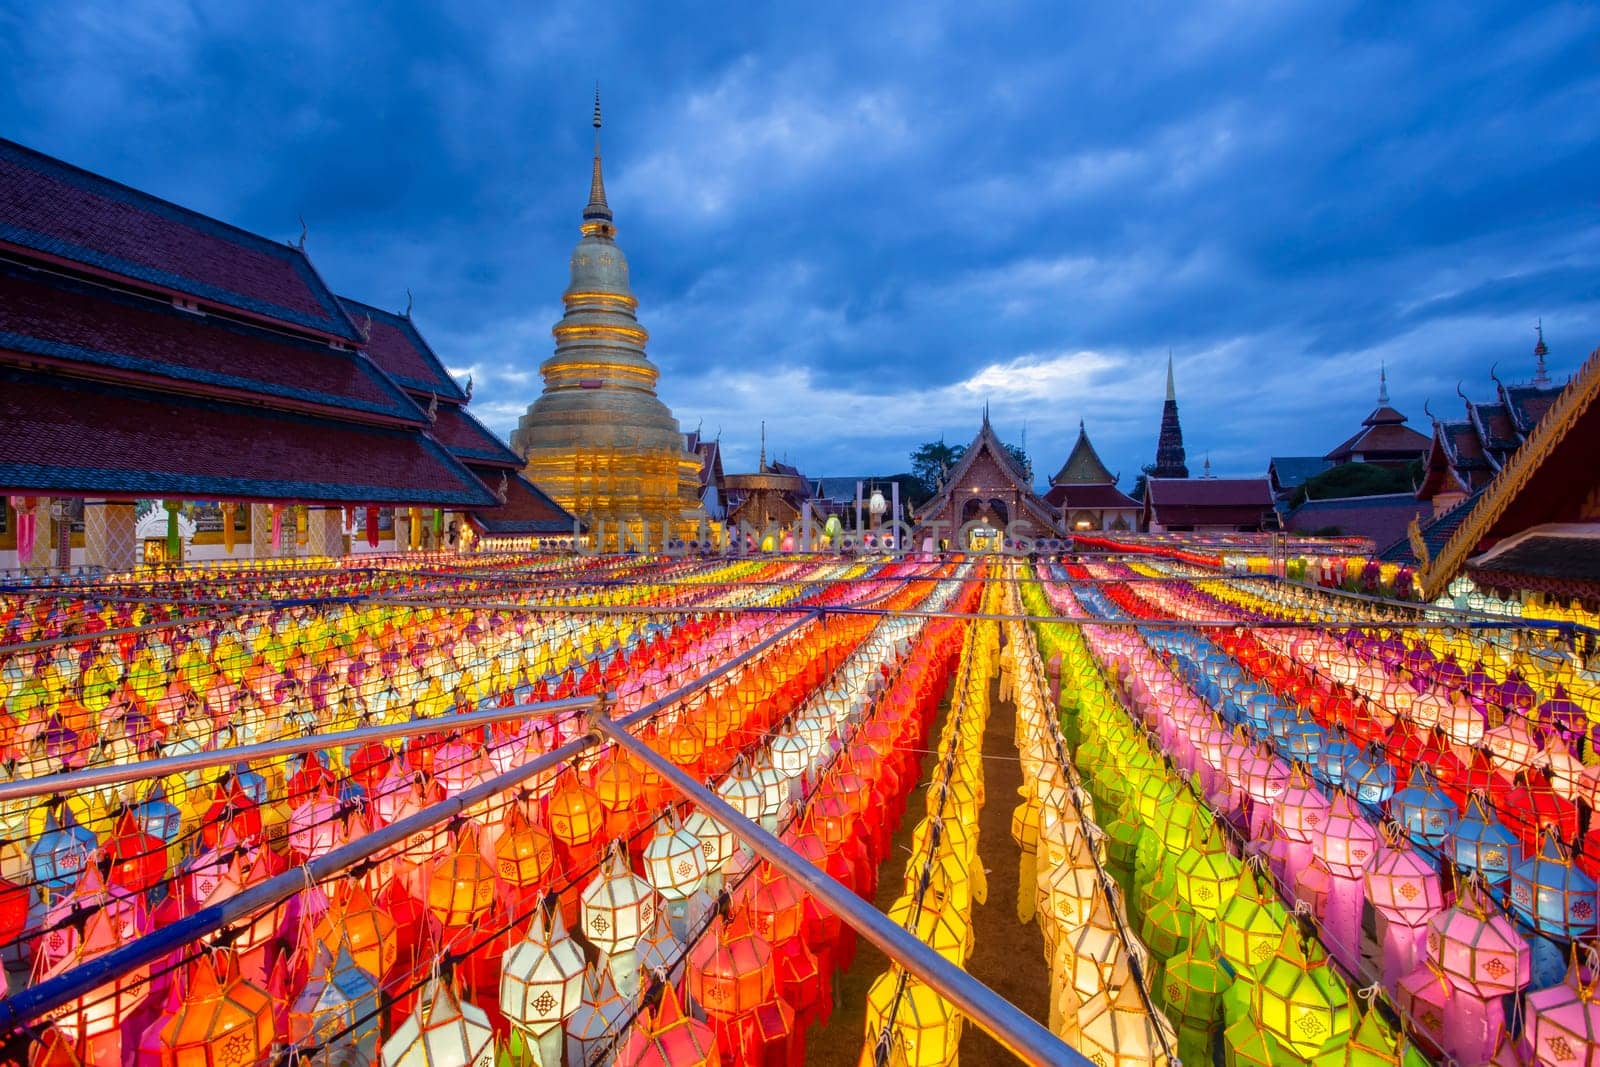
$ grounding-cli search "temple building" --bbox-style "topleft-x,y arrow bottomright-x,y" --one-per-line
724,438 -> 812,534
0,136 -> 559,570
683,428 -> 726,523
1413,342 -> 1600,609
1148,354 -> 1190,479
915,410 -> 1059,548
1413,329 -> 1566,517
509,99 -> 704,549
1143,472 -> 1275,533
1322,366 -> 1430,468
1043,421 -> 1139,531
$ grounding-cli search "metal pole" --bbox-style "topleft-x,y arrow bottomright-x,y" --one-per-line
0,706 -> 608,1037
594,715 -> 1090,1067
0,695 -> 596,803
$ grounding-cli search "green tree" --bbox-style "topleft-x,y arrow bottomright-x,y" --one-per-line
1289,460 -> 1423,509
910,440 -> 966,496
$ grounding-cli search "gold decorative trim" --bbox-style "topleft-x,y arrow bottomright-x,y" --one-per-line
1420,342 -> 1600,599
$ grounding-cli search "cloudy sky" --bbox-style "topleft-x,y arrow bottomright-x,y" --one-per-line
3,2 -> 1597,484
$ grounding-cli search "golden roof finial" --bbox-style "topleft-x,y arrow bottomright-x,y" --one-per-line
583,84 -> 613,230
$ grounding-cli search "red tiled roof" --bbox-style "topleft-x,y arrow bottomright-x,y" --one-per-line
0,138 -> 358,341
469,468 -> 575,534
1145,477 -> 1274,528
1324,422 -> 1431,462
0,365 -> 494,506
1043,483 -> 1140,510
429,403 -> 521,467
0,262 -> 419,422
338,297 -> 467,402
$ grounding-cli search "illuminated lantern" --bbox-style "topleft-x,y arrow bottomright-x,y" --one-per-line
1364,830 -> 1444,987
1172,829 -> 1238,921
564,965 -> 629,1067
1253,929 -> 1352,1058
1075,979 -> 1178,1067
1452,793 -> 1519,889
315,880 -> 399,983
642,809 -> 708,903
379,979 -> 493,1067
1310,1005 -> 1430,1067
1525,965 -> 1600,1067
289,795 -> 344,861
862,970 -> 959,1067
683,811 -> 738,893
427,824 -> 498,930
1161,926 -> 1232,1065
1271,766 -> 1329,891
160,949 -> 276,1067
288,940 -> 380,1064
1509,829 -> 1599,940
591,750 -> 644,839
1388,765 -> 1455,852
547,770 -> 605,865
615,982 -> 720,1067
1217,865 -> 1287,982
32,808 -> 95,891
105,810 -> 166,894
500,905 -> 586,1067
1426,885 -> 1531,1063
581,841 -> 657,994
1313,792 -> 1379,974
491,804 -> 555,894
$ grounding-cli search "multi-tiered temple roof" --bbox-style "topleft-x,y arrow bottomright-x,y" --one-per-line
0,136 -> 548,522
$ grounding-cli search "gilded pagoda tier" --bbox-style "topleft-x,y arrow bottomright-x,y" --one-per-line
509,102 -> 704,548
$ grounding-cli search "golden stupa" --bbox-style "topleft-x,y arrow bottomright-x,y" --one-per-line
510,95 -> 704,550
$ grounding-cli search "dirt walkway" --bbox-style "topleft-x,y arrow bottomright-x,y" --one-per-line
806,665 -> 1052,1066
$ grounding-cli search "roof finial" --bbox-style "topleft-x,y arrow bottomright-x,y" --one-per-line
1378,361 -> 1389,404
296,215 -> 308,250
1165,351 -> 1176,403
759,420 -> 766,470
982,399 -> 990,427
1533,318 -> 1551,386
582,85 -> 613,230
1079,417 -> 1085,432
404,287 -> 414,318
1203,454 -> 1213,478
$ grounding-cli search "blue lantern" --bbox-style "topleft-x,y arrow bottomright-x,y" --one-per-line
1389,765 -> 1456,852
1453,793 -> 1520,888
31,809 -> 96,892
1510,830 -> 1598,940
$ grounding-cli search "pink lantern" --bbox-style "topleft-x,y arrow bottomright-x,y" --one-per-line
1364,828 -> 1445,987
1312,792 -> 1378,974
1271,766 -> 1329,894
1426,885 -> 1531,1064
1525,964 -> 1600,1067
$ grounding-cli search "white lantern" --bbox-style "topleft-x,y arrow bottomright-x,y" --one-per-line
379,979 -> 493,1067
500,907 -> 586,1037
642,809 -> 709,902
580,842 -> 657,957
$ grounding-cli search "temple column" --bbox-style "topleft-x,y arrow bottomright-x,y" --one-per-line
19,497 -> 54,570
83,499 -> 137,572
306,507 -> 346,558
250,504 -> 277,558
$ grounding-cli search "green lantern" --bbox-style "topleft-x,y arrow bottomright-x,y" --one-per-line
1174,827 -> 1241,921
1310,1005 -> 1431,1067
1225,1011 -> 1295,1066
1164,925 -> 1233,1062
1217,864 -> 1287,981
1104,810 -> 1145,885
1138,860 -> 1192,960
1253,928 -> 1354,1058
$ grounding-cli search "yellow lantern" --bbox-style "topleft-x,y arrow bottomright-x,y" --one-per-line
1253,928 -> 1354,1058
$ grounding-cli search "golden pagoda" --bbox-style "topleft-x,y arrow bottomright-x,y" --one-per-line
510,93 -> 705,549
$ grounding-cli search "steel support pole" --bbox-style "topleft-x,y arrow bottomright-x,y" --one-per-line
593,714 -> 1091,1067
0,708 -> 609,1037
0,695 -> 597,803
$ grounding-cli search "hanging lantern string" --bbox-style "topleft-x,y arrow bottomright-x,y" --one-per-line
288,565 -> 954,1066
1049,568 -> 1527,1053
1006,565 -> 1178,1065
875,598 -> 989,1064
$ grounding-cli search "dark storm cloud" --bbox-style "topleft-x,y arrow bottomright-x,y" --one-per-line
2,1 -> 1596,481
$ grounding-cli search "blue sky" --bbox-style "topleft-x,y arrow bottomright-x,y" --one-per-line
3,2 -> 1597,484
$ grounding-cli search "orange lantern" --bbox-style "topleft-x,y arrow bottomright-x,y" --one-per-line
159,949 -> 276,1067
315,879 -> 399,982
492,803 -> 555,893
426,824 -> 498,930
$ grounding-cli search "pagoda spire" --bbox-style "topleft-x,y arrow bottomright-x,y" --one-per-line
1378,362 -> 1390,404
1151,352 -> 1188,478
583,85 -> 613,232
1533,319 -> 1551,386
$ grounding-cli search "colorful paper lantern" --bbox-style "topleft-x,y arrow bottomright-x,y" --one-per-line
380,979 -> 494,1067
